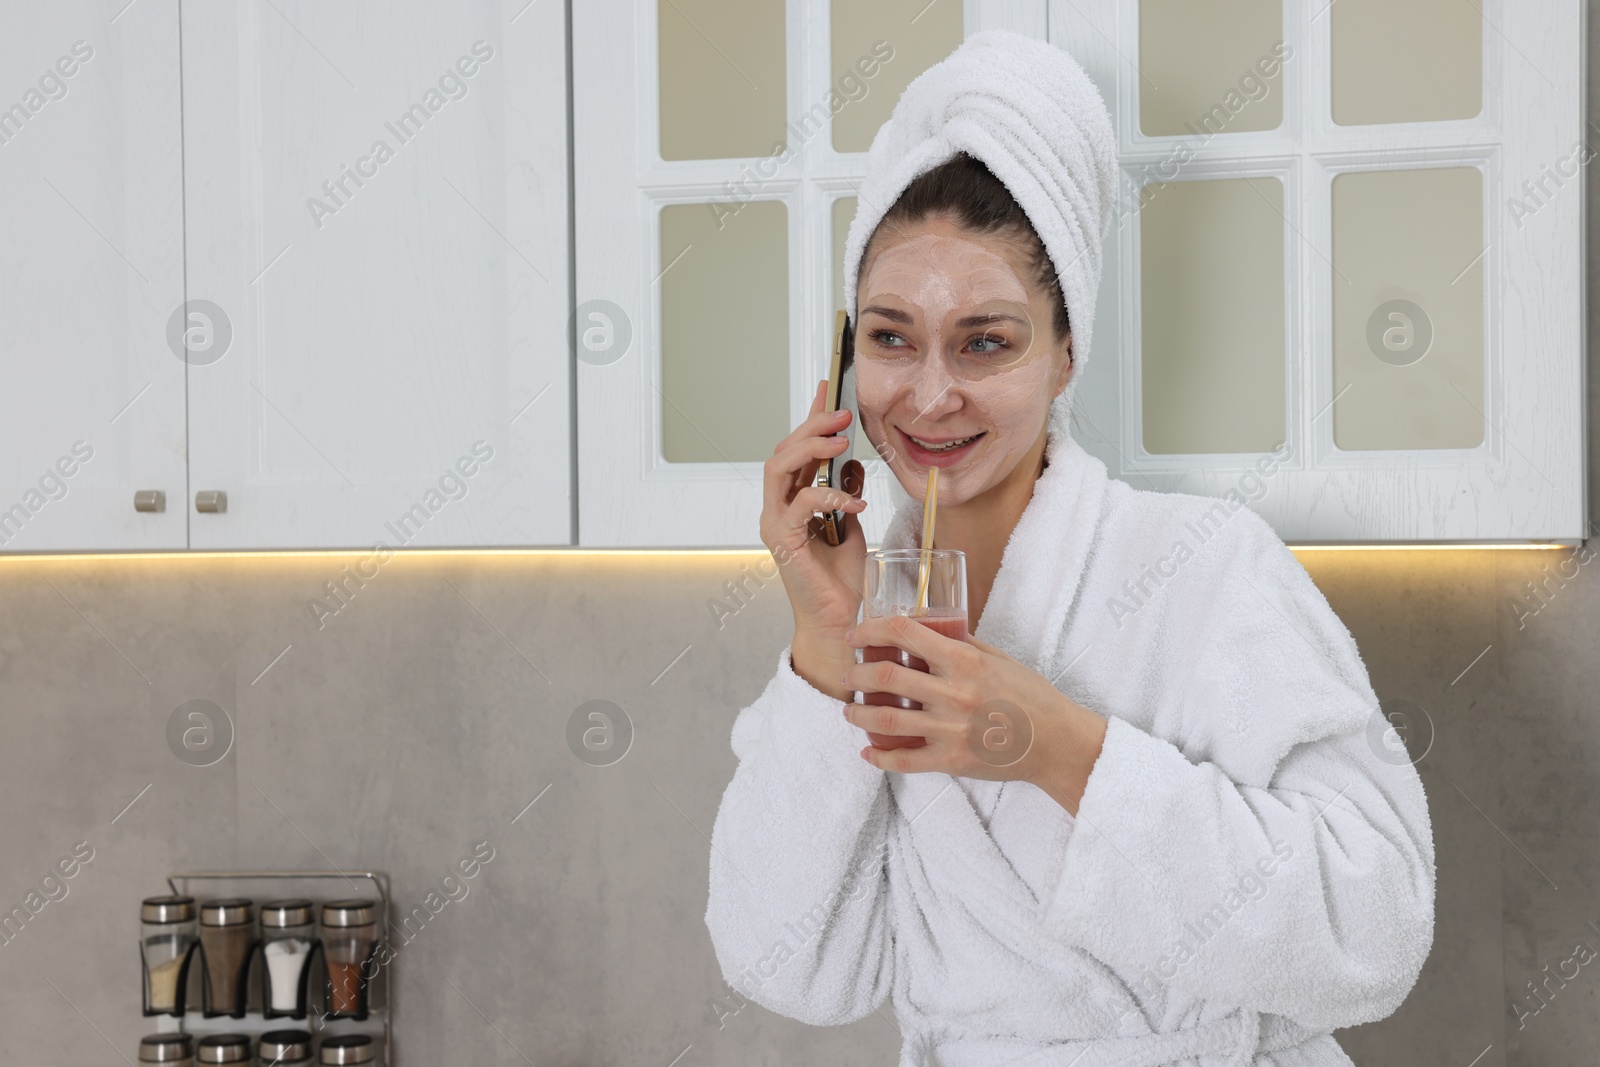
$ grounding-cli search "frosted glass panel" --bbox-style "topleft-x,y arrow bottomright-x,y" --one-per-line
831,0 -> 962,152
660,201 -> 789,463
1331,168 -> 1483,451
1140,178 -> 1285,454
1139,0 -> 1284,136
659,0 -> 786,160
1332,0 -> 1481,125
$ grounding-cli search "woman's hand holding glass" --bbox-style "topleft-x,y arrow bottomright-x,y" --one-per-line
840,615 -> 1109,814
762,380 -> 869,700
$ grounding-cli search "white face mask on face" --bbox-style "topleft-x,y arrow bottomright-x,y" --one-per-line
856,226 -> 1067,506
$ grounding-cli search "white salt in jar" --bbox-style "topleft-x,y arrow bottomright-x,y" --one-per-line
260,899 -> 317,1020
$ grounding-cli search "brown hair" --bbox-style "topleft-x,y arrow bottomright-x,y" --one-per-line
862,152 -> 1070,345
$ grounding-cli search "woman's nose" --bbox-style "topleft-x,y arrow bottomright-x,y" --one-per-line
907,357 -> 961,419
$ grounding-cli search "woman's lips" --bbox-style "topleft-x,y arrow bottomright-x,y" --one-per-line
896,426 -> 985,468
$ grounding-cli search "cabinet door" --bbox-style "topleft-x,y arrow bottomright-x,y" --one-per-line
180,0 -> 571,550
1054,0 -> 1584,543
0,1 -> 187,552
573,0 -> 1046,547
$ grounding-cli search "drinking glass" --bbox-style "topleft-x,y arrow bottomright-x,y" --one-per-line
857,548 -> 968,749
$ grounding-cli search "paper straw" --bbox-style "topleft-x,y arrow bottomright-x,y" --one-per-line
913,467 -> 938,616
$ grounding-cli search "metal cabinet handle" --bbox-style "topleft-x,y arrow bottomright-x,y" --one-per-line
195,490 -> 227,514
134,490 -> 166,513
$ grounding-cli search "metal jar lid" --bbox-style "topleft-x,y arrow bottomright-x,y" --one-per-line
320,899 -> 377,928
261,898 -> 315,928
196,1033 -> 253,1064
139,1033 -> 195,1062
256,1030 -> 313,1063
141,895 -> 196,924
318,1034 -> 376,1065
200,898 -> 255,927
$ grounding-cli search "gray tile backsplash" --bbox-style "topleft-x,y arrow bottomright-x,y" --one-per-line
4,540 -> 1599,1064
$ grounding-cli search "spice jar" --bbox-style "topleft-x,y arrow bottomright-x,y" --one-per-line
139,1032 -> 195,1066
199,899 -> 257,1018
260,899 -> 317,1019
196,1033 -> 252,1064
256,1030 -> 313,1066
320,900 -> 379,1019
317,1034 -> 376,1065
140,895 -> 198,1016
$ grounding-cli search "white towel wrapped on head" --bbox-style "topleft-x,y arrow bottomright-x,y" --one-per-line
841,29 -> 1119,433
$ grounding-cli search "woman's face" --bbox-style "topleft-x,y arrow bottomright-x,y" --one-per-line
855,214 -> 1071,506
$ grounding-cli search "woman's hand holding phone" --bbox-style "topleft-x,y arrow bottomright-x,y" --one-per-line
761,379 -> 868,701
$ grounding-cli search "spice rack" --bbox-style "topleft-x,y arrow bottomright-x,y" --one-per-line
153,870 -> 392,1064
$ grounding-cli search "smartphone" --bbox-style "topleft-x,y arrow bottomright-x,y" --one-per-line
817,310 -> 857,546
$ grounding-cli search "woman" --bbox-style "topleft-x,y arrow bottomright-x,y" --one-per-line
704,31 -> 1434,1067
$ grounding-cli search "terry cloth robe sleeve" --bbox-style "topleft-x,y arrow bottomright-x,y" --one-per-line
703,644 -> 896,1027
1041,509 -> 1436,1034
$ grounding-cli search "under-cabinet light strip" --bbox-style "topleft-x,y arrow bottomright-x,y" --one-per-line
0,543 -> 1575,563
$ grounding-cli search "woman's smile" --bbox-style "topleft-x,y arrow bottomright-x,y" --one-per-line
896,426 -> 987,468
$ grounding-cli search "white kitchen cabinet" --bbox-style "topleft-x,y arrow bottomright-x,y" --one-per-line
573,0 -> 1048,547
0,1 -> 187,552
179,0 -> 571,549
576,0 -> 1584,548
1,0 -> 572,554
1054,0 -> 1586,544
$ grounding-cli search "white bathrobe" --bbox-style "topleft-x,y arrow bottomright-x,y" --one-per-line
703,426 -> 1436,1067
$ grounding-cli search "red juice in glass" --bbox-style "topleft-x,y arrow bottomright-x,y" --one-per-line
858,547 -> 968,751
862,611 -> 969,749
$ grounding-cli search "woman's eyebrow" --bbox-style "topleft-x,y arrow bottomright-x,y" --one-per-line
954,312 -> 1027,328
862,306 -> 1028,329
860,304 -> 914,323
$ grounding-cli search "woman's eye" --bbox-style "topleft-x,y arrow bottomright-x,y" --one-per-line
967,334 -> 1009,355
868,329 -> 908,349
